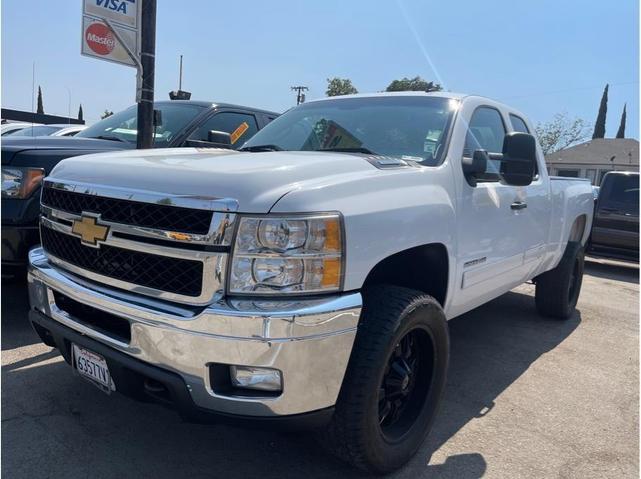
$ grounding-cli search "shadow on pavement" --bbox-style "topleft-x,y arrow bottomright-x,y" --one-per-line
422,288 -> 580,473
2,286 -> 580,478
585,259 -> 639,284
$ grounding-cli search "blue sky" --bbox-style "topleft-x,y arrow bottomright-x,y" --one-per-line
2,0 -> 638,138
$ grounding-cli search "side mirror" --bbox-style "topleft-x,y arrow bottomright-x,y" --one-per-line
207,130 -> 232,148
462,149 -> 488,186
500,132 -> 537,186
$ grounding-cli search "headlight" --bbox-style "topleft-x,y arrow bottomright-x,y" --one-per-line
229,214 -> 343,295
1,167 -> 45,198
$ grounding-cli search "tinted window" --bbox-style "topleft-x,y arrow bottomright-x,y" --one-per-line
464,107 -> 506,180
557,169 -> 580,178
10,125 -> 62,137
602,174 -> 639,213
509,114 -> 530,133
77,103 -> 205,146
189,112 -> 259,148
243,96 -> 456,165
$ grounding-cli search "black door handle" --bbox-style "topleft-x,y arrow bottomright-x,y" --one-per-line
511,201 -> 527,210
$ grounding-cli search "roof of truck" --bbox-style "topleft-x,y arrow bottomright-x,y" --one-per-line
306,91 -> 469,103
154,100 -> 280,116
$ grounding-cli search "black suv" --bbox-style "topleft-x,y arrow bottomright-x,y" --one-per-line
1,100 -> 279,277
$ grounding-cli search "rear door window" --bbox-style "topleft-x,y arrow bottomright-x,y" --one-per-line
601,174 -> 640,214
509,114 -> 530,133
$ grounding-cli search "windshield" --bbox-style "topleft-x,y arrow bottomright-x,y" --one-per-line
76,103 -> 206,146
10,125 -> 64,137
242,96 -> 457,165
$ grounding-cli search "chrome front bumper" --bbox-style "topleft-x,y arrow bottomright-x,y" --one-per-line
27,248 -> 361,417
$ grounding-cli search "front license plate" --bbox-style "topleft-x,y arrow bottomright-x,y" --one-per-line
72,344 -> 115,393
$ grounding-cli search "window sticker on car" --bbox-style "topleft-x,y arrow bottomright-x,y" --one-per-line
230,122 -> 250,144
424,139 -> 436,156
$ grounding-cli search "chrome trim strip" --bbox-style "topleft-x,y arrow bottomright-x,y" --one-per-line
44,178 -> 239,212
42,203 -> 236,247
41,216 -> 218,261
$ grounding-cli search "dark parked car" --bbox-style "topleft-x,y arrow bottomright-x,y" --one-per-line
1,100 -> 278,277
589,171 -> 639,260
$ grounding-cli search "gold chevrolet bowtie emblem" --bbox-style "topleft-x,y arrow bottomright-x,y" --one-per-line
71,215 -> 109,247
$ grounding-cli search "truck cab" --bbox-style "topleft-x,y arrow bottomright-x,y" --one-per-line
26,92 -> 594,473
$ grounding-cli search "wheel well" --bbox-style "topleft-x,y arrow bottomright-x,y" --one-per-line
362,244 -> 448,306
569,214 -> 587,244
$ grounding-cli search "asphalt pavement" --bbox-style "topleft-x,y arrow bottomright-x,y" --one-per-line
2,257 -> 638,478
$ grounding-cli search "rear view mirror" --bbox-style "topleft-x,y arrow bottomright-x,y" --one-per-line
500,132 -> 537,186
207,130 -> 232,148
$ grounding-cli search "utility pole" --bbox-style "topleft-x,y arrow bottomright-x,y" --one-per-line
291,86 -> 308,105
137,0 -> 157,149
169,54 -> 191,100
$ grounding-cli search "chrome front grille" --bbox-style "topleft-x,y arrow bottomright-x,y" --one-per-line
39,179 -> 237,305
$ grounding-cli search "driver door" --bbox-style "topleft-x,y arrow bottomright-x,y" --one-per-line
448,104 -> 528,317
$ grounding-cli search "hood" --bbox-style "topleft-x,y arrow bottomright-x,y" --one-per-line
48,148 -> 383,213
2,136 -> 130,165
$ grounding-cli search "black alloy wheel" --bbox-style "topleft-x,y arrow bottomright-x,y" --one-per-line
378,327 -> 434,440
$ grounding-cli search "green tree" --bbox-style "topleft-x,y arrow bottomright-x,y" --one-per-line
385,76 -> 442,92
326,77 -> 358,97
101,109 -> 114,119
36,86 -> 44,114
592,84 -> 608,139
77,104 -> 84,122
535,112 -> 590,155
616,103 -> 626,139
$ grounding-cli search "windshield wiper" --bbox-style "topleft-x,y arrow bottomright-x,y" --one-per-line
92,135 -> 127,142
240,144 -> 283,152
316,147 -> 377,155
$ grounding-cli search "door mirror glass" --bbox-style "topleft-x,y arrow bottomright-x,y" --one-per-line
207,130 -> 232,147
500,132 -> 536,186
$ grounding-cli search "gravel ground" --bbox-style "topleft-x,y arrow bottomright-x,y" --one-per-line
2,257 -> 638,478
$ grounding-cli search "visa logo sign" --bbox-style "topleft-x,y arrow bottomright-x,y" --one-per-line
94,0 -> 135,15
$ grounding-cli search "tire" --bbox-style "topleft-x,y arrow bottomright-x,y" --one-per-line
535,241 -> 584,319
322,285 -> 450,474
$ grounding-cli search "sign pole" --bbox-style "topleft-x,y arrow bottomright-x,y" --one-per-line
136,0 -> 156,149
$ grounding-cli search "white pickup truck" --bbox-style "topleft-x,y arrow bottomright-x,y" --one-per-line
27,92 -> 594,473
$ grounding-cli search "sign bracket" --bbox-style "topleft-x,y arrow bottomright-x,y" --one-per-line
103,18 -> 143,102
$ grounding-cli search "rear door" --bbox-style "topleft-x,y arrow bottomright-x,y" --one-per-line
507,113 -> 550,279
592,173 -> 640,253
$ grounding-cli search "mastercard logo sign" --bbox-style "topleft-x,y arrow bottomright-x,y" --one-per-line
85,23 -> 116,55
